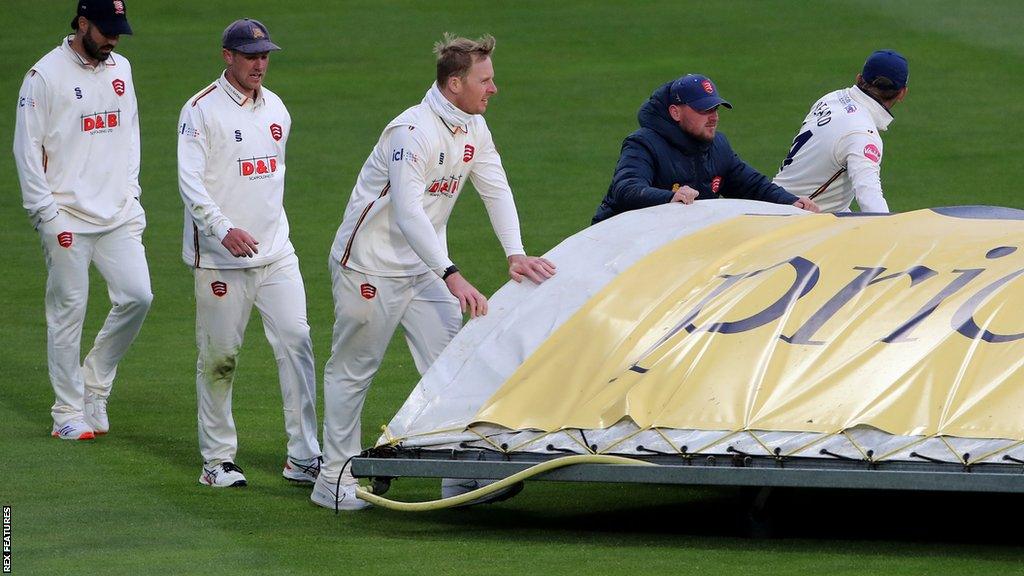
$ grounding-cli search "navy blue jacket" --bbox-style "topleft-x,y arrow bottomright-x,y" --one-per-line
593,82 -> 798,224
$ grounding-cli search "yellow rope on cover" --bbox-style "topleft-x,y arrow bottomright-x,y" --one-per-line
355,454 -> 657,512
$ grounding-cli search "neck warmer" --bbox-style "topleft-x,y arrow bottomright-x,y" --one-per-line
425,82 -> 472,130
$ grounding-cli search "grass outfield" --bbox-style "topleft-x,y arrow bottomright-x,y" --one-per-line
3,0 -> 1024,573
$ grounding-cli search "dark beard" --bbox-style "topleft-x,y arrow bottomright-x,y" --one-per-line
82,27 -> 112,62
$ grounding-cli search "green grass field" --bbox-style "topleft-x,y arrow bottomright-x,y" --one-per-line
3,1 -> 1024,574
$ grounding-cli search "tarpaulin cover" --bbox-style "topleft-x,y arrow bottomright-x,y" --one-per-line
378,201 -> 1024,462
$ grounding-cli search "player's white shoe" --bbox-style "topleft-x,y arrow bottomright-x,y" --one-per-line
310,477 -> 370,511
283,456 -> 321,484
199,462 -> 247,487
51,419 -> 95,441
83,392 -> 109,435
440,478 -> 524,506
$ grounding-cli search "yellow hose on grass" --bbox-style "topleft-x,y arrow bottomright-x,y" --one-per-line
355,454 -> 657,512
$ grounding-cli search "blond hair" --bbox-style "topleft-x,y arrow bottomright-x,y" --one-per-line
434,33 -> 496,87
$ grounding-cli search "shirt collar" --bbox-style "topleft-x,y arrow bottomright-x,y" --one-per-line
60,35 -> 118,71
217,71 -> 265,109
850,85 -> 894,131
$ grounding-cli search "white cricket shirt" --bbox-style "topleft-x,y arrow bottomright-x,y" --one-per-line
13,36 -> 143,230
773,85 -> 893,213
177,73 -> 294,269
330,83 -> 525,278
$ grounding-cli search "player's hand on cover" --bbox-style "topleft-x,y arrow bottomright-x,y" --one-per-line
445,272 -> 488,318
508,254 -> 556,284
222,227 -> 260,258
671,184 -> 699,205
793,196 -> 821,212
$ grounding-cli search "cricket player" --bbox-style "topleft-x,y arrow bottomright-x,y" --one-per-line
13,0 -> 152,441
312,33 -> 556,510
177,18 -> 321,488
773,50 -> 909,213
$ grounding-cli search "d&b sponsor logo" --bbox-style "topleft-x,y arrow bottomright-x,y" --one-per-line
237,155 -> 278,180
81,110 -> 120,133
427,175 -> 463,198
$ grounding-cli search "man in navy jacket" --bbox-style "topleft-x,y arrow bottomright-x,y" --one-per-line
593,74 -> 819,224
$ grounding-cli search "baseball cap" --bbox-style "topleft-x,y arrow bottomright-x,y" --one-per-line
222,19 -> 281,54
862,50 -> 909,89
669,74 -> 732,112
70,0 -> 133,36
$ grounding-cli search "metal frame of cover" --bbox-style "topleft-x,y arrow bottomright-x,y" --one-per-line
352,448 -> 1024,494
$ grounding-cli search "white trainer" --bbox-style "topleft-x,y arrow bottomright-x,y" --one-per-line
199,462 -> 247,487
311,478 -> 370,511
283,456 -> 321,484
51,419 -> 95,441
84,392 -> 109,435
441,478 -> 524,506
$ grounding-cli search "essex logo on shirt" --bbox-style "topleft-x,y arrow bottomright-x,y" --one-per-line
57,231 -> 74,248
237,155 -> 278,180
211,281 -> 228,297
711,176 -> 722,194
427,175 -> 463,198
112,79 -> 125,96
360,283 -> 377,300
863,144 -> 881,163
81,111 -> 120,133
463,144 -> 475,163
269,123 -> 283,141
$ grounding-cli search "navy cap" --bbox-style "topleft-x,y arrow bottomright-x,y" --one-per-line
669,74 -> 732,112
862,50 -> 908,89
222,18 -> 280,54
71,0 -> 133,36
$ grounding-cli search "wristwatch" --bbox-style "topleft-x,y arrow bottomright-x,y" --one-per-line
442,264 -> 459,280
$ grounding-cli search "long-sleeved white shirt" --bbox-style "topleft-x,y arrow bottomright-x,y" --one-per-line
13,36 -> 143,231
773,85 -> 893,213
177,73 -> 294,269
330,83 -> 525,277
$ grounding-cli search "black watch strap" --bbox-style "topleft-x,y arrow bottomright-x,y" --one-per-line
442,264 -> 459,280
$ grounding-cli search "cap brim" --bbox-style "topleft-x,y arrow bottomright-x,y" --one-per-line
688,95 -> 732,112
230,40 -> 282,54
93,18 -> 133,36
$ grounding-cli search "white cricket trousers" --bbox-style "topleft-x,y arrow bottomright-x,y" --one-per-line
320,260 -> 461,484
193,252 -> 321,465
38,212 -> 152,426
